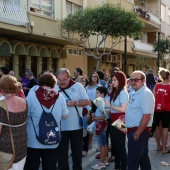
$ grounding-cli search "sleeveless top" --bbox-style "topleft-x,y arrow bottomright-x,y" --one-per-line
0,106 -> 27,163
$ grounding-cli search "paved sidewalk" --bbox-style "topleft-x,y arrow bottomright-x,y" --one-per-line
39,134 -> 170,170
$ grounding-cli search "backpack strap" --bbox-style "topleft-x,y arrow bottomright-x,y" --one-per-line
39,97 -> 58,113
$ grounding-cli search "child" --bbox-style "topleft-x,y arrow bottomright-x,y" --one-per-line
92,86 -> 108,169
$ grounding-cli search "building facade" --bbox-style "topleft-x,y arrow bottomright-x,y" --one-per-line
0,0 -> 88,78
1,0 -> 169,78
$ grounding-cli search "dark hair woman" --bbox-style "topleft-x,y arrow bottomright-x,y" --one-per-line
105,71 -> 129,170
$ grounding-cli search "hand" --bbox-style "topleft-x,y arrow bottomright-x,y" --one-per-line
91,113 -> 96,121
66,99 -> 76,107
134,132 -> 139,141
105,100 -> 111,107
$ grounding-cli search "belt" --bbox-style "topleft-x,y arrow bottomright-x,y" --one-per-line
127,127 -> 151,134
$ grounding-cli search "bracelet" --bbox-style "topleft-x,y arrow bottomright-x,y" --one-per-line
77,101 -> 79,106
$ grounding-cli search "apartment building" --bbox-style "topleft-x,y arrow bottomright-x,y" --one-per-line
87,0 -> 161,75
160,0 -> 170,69
0,0 -> 88,78
1,0 -> 168,78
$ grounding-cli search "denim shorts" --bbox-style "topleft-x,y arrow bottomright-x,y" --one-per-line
97,128 -> 107,146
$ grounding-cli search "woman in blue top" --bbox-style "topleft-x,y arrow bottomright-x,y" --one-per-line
24,73 -> 69,170
106,71 -> 129,170
86,72 -> 101,149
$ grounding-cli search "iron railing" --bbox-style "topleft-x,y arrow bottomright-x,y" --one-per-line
0,1 -> 29,26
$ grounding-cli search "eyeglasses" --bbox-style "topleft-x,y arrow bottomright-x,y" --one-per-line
58,79 -> 69,83
129,78 -> 143,83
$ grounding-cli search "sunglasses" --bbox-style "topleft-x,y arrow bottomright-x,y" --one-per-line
129,78 -> 143,83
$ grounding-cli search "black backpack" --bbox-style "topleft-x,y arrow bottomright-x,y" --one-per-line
31,98 -> 61,145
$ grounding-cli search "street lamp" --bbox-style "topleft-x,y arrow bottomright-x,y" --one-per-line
157,32 -> 160,74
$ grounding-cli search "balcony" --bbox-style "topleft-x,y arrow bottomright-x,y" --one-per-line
134,5 -> 160,29
132,40 -> 156,57
0,1 -> 29,26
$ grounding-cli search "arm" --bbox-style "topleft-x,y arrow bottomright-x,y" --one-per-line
152,84 -> 156,97
66,99 -> 90,107
111,103 -> 128,113
62,115 -> 68,119
134,114 -> 151,141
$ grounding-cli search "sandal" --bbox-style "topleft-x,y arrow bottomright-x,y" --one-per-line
162,150 -> 170,154
108,156 -> 115,162
95,153 -> 100,159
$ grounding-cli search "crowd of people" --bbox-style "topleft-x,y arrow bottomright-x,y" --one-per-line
0,65 -> 169,170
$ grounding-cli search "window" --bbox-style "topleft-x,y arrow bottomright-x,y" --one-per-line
66,0 -> 82,16
126,0 -> 134,4
168,9 -> 170,25
30,0 -> 54,18
161,4 -> 166,22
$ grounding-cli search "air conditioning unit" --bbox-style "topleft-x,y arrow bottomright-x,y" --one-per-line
117,54 -> 122,62
112,55 -> 118,63
102,54 -> 112,63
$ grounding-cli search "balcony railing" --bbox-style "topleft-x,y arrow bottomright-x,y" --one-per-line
132,41 -> 156,56
0,1 -> 29,26
134,5 -> 160,28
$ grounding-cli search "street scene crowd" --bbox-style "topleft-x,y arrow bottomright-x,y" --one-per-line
0,66 -> 170,170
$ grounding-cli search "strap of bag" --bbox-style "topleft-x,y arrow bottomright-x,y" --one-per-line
59,89 -> 80,116
2,100 -> 15,158
40,98 -> 57,113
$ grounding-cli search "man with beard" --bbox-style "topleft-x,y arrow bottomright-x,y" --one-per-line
55,68 -> 90,170
125,70 -> 155,170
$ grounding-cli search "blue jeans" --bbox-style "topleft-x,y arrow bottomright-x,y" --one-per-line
97,128 -> 107,146
127,130 -> 151,170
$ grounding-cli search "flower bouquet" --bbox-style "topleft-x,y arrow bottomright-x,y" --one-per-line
93,97 -> 107,119
87,121 -> 96,134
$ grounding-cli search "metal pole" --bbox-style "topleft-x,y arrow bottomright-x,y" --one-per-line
124,36 -> 127,75
157,32 -> 160,74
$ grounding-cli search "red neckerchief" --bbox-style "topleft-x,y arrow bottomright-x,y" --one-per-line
36,87 -> 59,109
59,79 -> 76,90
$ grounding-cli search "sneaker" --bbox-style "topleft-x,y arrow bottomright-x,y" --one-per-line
92,162 -> 106,169
104,161 -> 109,166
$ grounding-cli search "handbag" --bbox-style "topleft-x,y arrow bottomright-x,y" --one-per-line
0,100 -> 15,170
111,115 -> 127,134
96,121 -> 107,135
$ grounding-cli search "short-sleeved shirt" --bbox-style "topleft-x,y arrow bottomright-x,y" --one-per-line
125,85 -> 155,128
56,82 -> 89,131
28,78 -> 37,89
26,91 -> 69,148
85,84 -> 101,101
105,89 -> 129,114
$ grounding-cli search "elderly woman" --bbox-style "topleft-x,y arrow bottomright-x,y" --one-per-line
0,75 -> 27,170
24,73 -> 69,170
